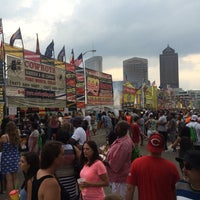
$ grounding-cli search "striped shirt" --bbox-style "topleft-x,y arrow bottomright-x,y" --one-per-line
176,179 -> 200,200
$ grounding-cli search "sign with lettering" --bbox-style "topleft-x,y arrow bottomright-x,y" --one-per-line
86,69 -> 113,105
6,55 -> 65,93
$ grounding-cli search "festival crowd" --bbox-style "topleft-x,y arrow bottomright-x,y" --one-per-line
0,108 -> 200,200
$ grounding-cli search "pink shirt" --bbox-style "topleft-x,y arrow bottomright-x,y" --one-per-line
107,134 -> 133,182
80,160 -> 107,200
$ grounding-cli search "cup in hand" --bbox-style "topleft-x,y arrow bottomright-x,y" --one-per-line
77,177 -> 85,191
9,189 -> 20,200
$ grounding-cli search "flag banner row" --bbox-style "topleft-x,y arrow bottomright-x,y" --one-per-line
0,18 -> 86,65
1,44 -> 113,109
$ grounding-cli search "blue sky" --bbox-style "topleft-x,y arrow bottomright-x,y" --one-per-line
1,0 -> 200,90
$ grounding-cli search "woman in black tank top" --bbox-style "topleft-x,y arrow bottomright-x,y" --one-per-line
31,141 -> 69,200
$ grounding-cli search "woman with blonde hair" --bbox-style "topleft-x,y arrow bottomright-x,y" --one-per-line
0,121 -> 20,198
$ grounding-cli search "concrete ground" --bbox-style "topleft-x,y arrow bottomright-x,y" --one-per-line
0,128 -> 181,200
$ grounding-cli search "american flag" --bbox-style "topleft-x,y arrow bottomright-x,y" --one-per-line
0,18 -> 3,34
74,53 -> 83,66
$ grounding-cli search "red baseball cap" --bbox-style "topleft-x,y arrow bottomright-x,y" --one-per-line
147,133 -> 164,153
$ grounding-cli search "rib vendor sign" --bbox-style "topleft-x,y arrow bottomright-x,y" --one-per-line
86,69 -> 113,106
6,55 -> 65,93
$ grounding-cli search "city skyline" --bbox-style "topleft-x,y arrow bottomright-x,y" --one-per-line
1,0 -> 200,90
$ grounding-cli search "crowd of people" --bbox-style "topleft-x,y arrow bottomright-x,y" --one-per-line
0,108 -> 199,199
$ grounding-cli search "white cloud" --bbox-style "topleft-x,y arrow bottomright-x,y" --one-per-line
179,54 -> 200,90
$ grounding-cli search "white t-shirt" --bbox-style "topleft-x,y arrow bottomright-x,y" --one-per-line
71,127 -> 86,145
84,115 -> 92,130
157,115 -> 167,132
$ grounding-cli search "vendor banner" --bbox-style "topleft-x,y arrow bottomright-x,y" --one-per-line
66,63 -> 77,110
75,66 -> 85,108
6,55 -> 65,93
0,86 -> 3,101
86,69 -> 113,105
122,82 -> 136,107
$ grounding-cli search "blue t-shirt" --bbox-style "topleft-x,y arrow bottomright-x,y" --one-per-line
101,115 -> 112,128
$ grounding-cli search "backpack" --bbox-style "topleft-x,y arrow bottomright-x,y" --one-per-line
190,126 -> 197,143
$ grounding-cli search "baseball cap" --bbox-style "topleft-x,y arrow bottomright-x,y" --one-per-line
147,133 -> 164,153
175,150 -> 200,170
191,115 -> 198,122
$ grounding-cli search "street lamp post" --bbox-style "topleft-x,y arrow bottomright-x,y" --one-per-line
82,49 -> 96,107
82,49 -> 96,56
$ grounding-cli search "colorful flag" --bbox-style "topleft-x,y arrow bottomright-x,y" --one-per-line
74,53 -> 83,66
70,49 -> 74,65
57,46 -> 65,62
36,33 -> 40,55
24,49 -> 40,62
45,40 -> 54,58
0,18 -> 3,34
10,28 -> 22,46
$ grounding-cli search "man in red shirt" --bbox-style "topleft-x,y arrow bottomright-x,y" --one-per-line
126,133 -> 180,200
125,112 -> 132,125
130,114 -> 141,147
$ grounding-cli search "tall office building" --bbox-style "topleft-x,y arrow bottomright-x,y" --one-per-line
123,57 -> 148,88
160,45 -> 179,89
85,56 -> 103,72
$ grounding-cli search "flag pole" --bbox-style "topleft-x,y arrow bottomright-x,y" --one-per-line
0,18 -> 7,116
53,39 -> 55,60
36,33 -> 41,62
63,45 -> 66,63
